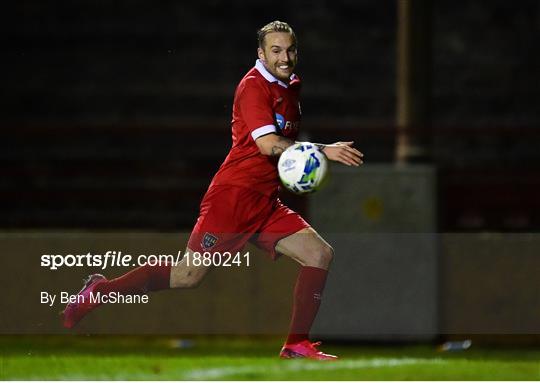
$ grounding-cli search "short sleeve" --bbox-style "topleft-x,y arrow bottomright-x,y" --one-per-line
237,77 -> 277,140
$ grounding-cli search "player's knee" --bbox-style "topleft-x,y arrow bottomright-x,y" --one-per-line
304,243 -> 334,269
318,244 -> 334,268
171,274 -> 203,288
187,270 -> 207,288
170,266 -> 207,288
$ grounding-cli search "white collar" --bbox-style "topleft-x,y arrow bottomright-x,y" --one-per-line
254,59 -> 296,88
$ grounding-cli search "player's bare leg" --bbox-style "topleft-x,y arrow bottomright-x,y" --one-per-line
62,247 -> 210,328
275,227 -> 334,269
170,247 -> 211,288
275,227 -> 337,360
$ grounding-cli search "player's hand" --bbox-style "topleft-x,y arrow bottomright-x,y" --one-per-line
321,141 -> 364,166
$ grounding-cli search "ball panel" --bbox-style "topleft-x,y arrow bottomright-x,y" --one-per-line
278,142 -> 328,194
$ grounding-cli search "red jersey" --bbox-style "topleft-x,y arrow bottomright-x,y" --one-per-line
209,59 -> 302,198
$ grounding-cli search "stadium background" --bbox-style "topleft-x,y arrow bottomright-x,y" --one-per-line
1,0 -> 539,380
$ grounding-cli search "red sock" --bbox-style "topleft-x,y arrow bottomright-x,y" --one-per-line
286,266 -> 328,345
96,264 -> 171,295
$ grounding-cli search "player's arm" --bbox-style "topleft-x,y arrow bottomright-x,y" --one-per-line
256,134 -> 364,166
255,133 -> 295,156
314,141 -> 364,167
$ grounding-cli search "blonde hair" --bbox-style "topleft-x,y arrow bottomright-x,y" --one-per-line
257,20 -> 297,48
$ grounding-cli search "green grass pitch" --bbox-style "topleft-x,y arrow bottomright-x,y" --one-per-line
1,336 -> 539,380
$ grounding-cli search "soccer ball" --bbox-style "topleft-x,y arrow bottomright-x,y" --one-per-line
278,142 -> 328,194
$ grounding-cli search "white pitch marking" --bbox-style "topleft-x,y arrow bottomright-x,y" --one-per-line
183,357 -> 446,380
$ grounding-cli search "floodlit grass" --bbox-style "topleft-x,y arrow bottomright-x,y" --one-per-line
1,336 -> 539,380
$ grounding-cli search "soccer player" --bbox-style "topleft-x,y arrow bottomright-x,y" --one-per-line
62,20 -> 363,360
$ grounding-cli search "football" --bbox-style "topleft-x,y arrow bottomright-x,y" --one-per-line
278,142 -> 328,194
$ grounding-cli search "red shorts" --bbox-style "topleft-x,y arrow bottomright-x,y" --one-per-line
187,185 -> 310,259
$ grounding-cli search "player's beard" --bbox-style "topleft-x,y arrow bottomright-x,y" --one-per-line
273,62 -> 295,82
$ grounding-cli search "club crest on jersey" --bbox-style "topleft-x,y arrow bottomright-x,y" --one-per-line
201,232 -> 218,250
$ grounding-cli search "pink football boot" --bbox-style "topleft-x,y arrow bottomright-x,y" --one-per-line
62,274 -> 107,328
279,340 -> 338,360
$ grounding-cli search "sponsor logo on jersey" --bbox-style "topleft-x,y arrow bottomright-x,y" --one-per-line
275,113 -> 285,130
201,232 -> 218,250
274,112 -> 300,136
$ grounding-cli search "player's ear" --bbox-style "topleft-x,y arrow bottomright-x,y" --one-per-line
257,47 -> 265,62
